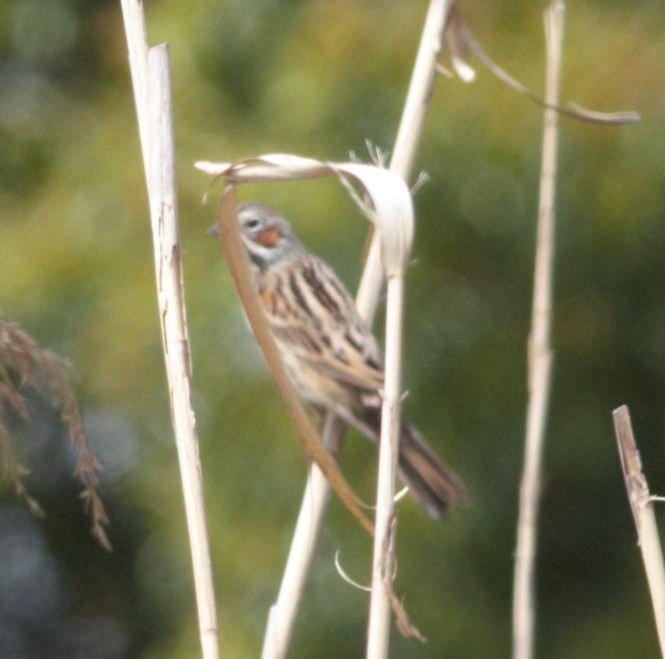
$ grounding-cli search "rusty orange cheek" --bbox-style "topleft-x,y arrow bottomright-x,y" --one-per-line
255,226 -> 282,247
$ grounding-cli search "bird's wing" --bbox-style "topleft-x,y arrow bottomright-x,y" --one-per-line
259,256 -> 384,392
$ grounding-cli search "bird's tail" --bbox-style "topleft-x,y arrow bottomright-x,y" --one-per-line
396,419 -> 468,518
352,405 -> 468,518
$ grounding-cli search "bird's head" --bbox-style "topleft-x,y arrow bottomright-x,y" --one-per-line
209,202 -> 304,273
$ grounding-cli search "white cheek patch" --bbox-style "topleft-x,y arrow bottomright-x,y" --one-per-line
250,243 -> 277,261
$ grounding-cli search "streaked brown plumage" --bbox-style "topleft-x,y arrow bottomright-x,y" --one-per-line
229,202 -> 467,518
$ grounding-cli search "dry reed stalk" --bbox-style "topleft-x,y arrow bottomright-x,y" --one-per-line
120,2 -> 219,657
254,3 -> 454,657
512,3 -> 565,659
366,273 -> 408,658
358,0 -> 452,318
613,406 -> 665,656
261,413 -> 344,659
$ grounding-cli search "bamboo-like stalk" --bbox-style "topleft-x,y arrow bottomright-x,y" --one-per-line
261,414 -> 344,659
357,0 -> 452,319
147,48 -> 219,659
120,3 -> 219,658
613,405 -> 665,656
120,0 -> 150,180
260,2 -> 452,657
512,4 -> 565,659
366,275 -> 406,658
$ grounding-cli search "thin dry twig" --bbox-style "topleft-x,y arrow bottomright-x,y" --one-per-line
513,4 -> 564,659
613,405 -> 665,655
442,1 -> 640,125
0,320 -> 110,548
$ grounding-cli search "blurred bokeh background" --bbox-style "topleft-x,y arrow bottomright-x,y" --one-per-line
0,0 -> 664,657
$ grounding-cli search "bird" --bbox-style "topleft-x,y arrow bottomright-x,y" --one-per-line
215,202 -> 468,518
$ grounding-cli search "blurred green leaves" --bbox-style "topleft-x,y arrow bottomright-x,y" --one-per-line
0,0 -> 664,657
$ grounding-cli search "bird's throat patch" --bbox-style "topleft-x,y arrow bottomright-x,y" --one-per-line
255,226 -> 282,248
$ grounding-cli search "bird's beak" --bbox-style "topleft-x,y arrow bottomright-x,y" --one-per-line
206,223 -> 220,236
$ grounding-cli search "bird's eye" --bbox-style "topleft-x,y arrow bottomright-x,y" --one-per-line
245,219 -> 260,230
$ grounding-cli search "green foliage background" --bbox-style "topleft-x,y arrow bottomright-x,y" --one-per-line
0,0 -> 664,657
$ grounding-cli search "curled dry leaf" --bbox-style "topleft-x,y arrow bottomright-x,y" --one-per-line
196,153 -> 414,277
199,156 -> 415,527
201,158 -> 423,639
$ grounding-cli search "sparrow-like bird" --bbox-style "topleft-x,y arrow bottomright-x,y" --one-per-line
220,202 -> 467,518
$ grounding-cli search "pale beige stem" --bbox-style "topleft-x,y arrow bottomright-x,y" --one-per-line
358,0 -> 451,320
613,406 -> 665,656
366,275 -> 405,658
261,415 -> 343,659
120,3 -> 219,657
513,3 -> 565,659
